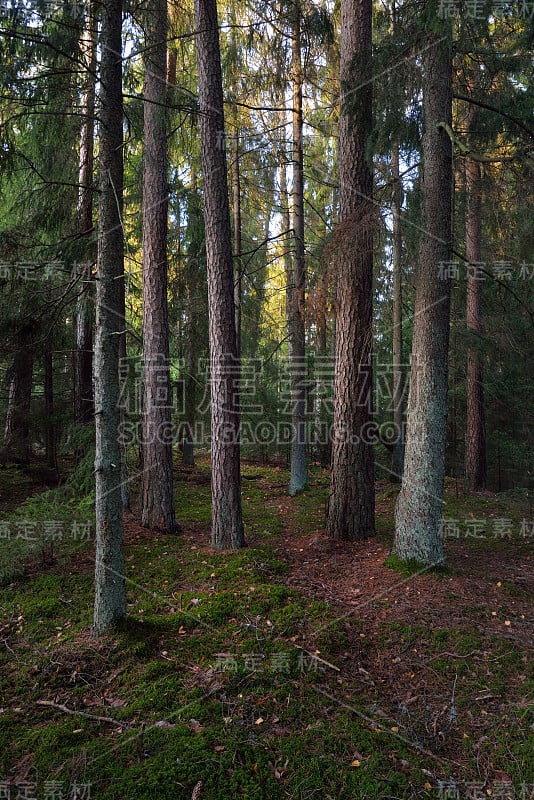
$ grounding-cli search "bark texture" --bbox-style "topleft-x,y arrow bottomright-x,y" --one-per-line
465,121 -> 487,489
93,0 -> 126,634
326,0 -> 375,540
288,2 -> 307,496
392,31 -> 453,566
391,142 -> 405,480
182,181 -> 203,468
3,327 -> 33,464
194,0 -> 244,549
75,3 -> 96,425
232,130 -> 242,359
140,0 -> 177,533
44,347 -> 57,470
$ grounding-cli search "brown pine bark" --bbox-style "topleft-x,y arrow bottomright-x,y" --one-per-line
326,0 -> 375,540
392,30 -> 453,566
75,2 -> 96,425
232,129 -> 242,360
3,327 -> 33,465
194,0 -> 244,549
391,142 -> 405,480
44,347 -> 57,471
465,115 -> 486,490
140,0 -> 177,534
181,178 -> 204,468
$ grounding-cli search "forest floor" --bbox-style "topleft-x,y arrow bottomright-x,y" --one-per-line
0,458 -> 533,799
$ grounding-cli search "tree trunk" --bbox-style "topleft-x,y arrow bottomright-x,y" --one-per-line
140,0 -> 177,534
316,268 -> 332,468
392,30 -> 453,567
465,119 -> 487,490
167,47 -> 177,100
75,2 -> 96,425
326,0 -> 375,540
44,347 -> 57,471
279,149 -> 292,349
3,328 -> 33,464
181,179 -> 203,468
391,142 -> 405,480
118,279 -> 131,513
93,0 -> 126,635
288,2 -> 307,496
75,273 -> 94,425
279,150 -> 295,467
232,129 -> 242,359
194,0 -> 244,549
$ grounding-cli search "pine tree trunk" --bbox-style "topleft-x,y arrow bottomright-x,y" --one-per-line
140,0 -> 177,534
232,130 -> 242,360
3,328 -> 33,464
44,347 -> 57,471
392,30 -> 453,567
75,3 -> 96,425
288,2 -> 307,495
465,130 -> 486,489
75,273 -> 94,424
194,0 -> 244,549
317,269 -> 332,468
326,0 -> 375,540
279,150 -> 292,348
279,147 -> 293,467
182,180 -> 203,468
118,278 -> 131,513
391,142 -> 405,480
93,0 -> 126,635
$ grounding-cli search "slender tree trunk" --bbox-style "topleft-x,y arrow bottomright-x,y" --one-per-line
183,339 -> 197,468
44,347 -> 57,471
279,152 -> 292,345
232,129 -> 242,359
326,0 -> 375,540
392,30 -> 453,566
182,180 -> 203,468
391,142 -> 405,480
318,269 -> 333,468
167,47 -> 177,99
194,0 -> 244,549
118,283 -> 131,512
288,1 -> 307,495
75,2 -> 96,425
3,328 -> 33,464
75,279 -> 94,424
93,0 -> 126,635
140,0 -> 177,533
465,116 -> 486,489
279,152 -> 295,467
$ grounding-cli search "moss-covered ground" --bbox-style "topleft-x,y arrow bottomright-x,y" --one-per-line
0,460 -> 532,799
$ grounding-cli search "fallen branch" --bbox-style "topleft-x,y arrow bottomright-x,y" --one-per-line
36,700 -> 132,728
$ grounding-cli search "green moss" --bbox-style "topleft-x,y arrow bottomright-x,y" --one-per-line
1,463 -> 532,798
384,552 -> 449,577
